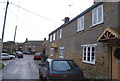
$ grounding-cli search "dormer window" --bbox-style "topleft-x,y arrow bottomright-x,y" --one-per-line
92,4 -> 103,26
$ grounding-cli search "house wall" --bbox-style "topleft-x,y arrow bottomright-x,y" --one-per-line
48,2 -> 119,79
22,41 -> 44,53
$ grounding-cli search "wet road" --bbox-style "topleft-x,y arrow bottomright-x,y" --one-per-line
2,55 -> 41,80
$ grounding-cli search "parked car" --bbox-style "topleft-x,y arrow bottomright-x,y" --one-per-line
34,53 -> 42,60
1,53 -> 15,60
22,51 -> 31,54
39,58 -> 84,81
16,51 -> 23,58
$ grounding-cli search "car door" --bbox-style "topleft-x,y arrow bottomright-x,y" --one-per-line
40,61 -> 49,78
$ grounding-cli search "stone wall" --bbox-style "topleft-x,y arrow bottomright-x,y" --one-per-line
47,2 -> 119,79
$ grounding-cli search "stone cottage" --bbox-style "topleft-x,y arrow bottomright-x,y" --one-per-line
47,2 -> 120,80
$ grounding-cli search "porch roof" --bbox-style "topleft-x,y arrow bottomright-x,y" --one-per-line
97,27 -> 120,42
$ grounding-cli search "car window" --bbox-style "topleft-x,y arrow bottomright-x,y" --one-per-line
67,61 -> 78,69
2,54 -> 9,56
52,61 -> 71,71
44,61 -> 49,69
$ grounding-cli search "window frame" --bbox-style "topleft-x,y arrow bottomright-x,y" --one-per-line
57,29 -> 62,39
59,47 -> 64,58
50,35 -> 53,42
50,48 -> 54,56
81,44 -> 97,64
53,33 -> 56,40
92,4 -> 103,26
77,16 -> 84,32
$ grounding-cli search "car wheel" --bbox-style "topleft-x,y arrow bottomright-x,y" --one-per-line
10,57 -> 14,60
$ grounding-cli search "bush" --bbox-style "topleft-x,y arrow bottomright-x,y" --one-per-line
0,63 -> 4,70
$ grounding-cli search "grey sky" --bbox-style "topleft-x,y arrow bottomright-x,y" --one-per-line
0,0 -> 93,42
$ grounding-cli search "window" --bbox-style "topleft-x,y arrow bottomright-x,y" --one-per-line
52,60 -> 78,72
53,33 -> 56,40
92,5 -> 103,26
77,16 -> 84,31
52,61 -> 70,71
57,29 -> 62,39
44,61 -> 49,69
33,45 -> 35,48
59,47 -> 64,58
50,48 -> 54,56
50,35 -> 53,42
82,44 -> 97,64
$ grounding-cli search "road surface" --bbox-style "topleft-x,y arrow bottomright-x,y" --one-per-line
2,55 -> 42,81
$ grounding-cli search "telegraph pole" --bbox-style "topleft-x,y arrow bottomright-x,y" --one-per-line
14,25 -> 17,42
1,0 -> 9,42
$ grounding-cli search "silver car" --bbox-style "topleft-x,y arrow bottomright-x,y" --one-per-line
39,58 -> 84,81
1,53 -> 15,60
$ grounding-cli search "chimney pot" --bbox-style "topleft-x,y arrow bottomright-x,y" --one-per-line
64,17 -> 69,23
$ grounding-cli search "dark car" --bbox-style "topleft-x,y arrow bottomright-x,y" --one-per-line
34,53 -> 42,60
16,51 -> 23,58
39,58 -> 84,81
22,51 -> 31,54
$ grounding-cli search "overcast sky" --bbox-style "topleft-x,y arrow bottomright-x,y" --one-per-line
0,0 -> 93,42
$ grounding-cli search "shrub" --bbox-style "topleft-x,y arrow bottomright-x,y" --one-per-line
0,63 -> 4,70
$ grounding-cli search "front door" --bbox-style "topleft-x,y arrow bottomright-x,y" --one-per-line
112,46 -> 120,80
54,48 -> 58,58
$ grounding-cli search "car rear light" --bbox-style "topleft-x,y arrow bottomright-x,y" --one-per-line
49,73 -> 58,77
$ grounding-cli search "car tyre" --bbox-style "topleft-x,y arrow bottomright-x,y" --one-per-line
10,57 -> 14,60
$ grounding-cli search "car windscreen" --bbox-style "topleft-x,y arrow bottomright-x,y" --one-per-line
52,60 -> 78,72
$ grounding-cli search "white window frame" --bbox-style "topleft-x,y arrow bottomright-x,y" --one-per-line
92,4 -> 103,26
81,44 -> 97,64
50,35 -> 53,42
50,48 -> 54,56
59,47 -> 64,58
57,29 -> 62,39
60,29 -> 62,38
53,33 -> 56,40
77,16 -> 84,32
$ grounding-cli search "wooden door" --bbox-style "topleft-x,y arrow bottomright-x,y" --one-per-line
112,46 -> 120,80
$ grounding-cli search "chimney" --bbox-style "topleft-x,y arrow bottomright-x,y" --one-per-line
94,0 -> 99,4
26,38 -> 28,42
44,38 -> 46,41
63,17 -> 70,24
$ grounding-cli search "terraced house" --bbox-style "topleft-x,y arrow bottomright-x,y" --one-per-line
47,2 -> 120,80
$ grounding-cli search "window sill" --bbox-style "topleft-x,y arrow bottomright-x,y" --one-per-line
76,29 -> 84,33
82,61 -> 95,65
91,21 -> 104,27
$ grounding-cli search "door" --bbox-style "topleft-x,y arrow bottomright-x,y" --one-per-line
40,61 -> 49,78
54,48 -> 58,58
112,46 -> 120,80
